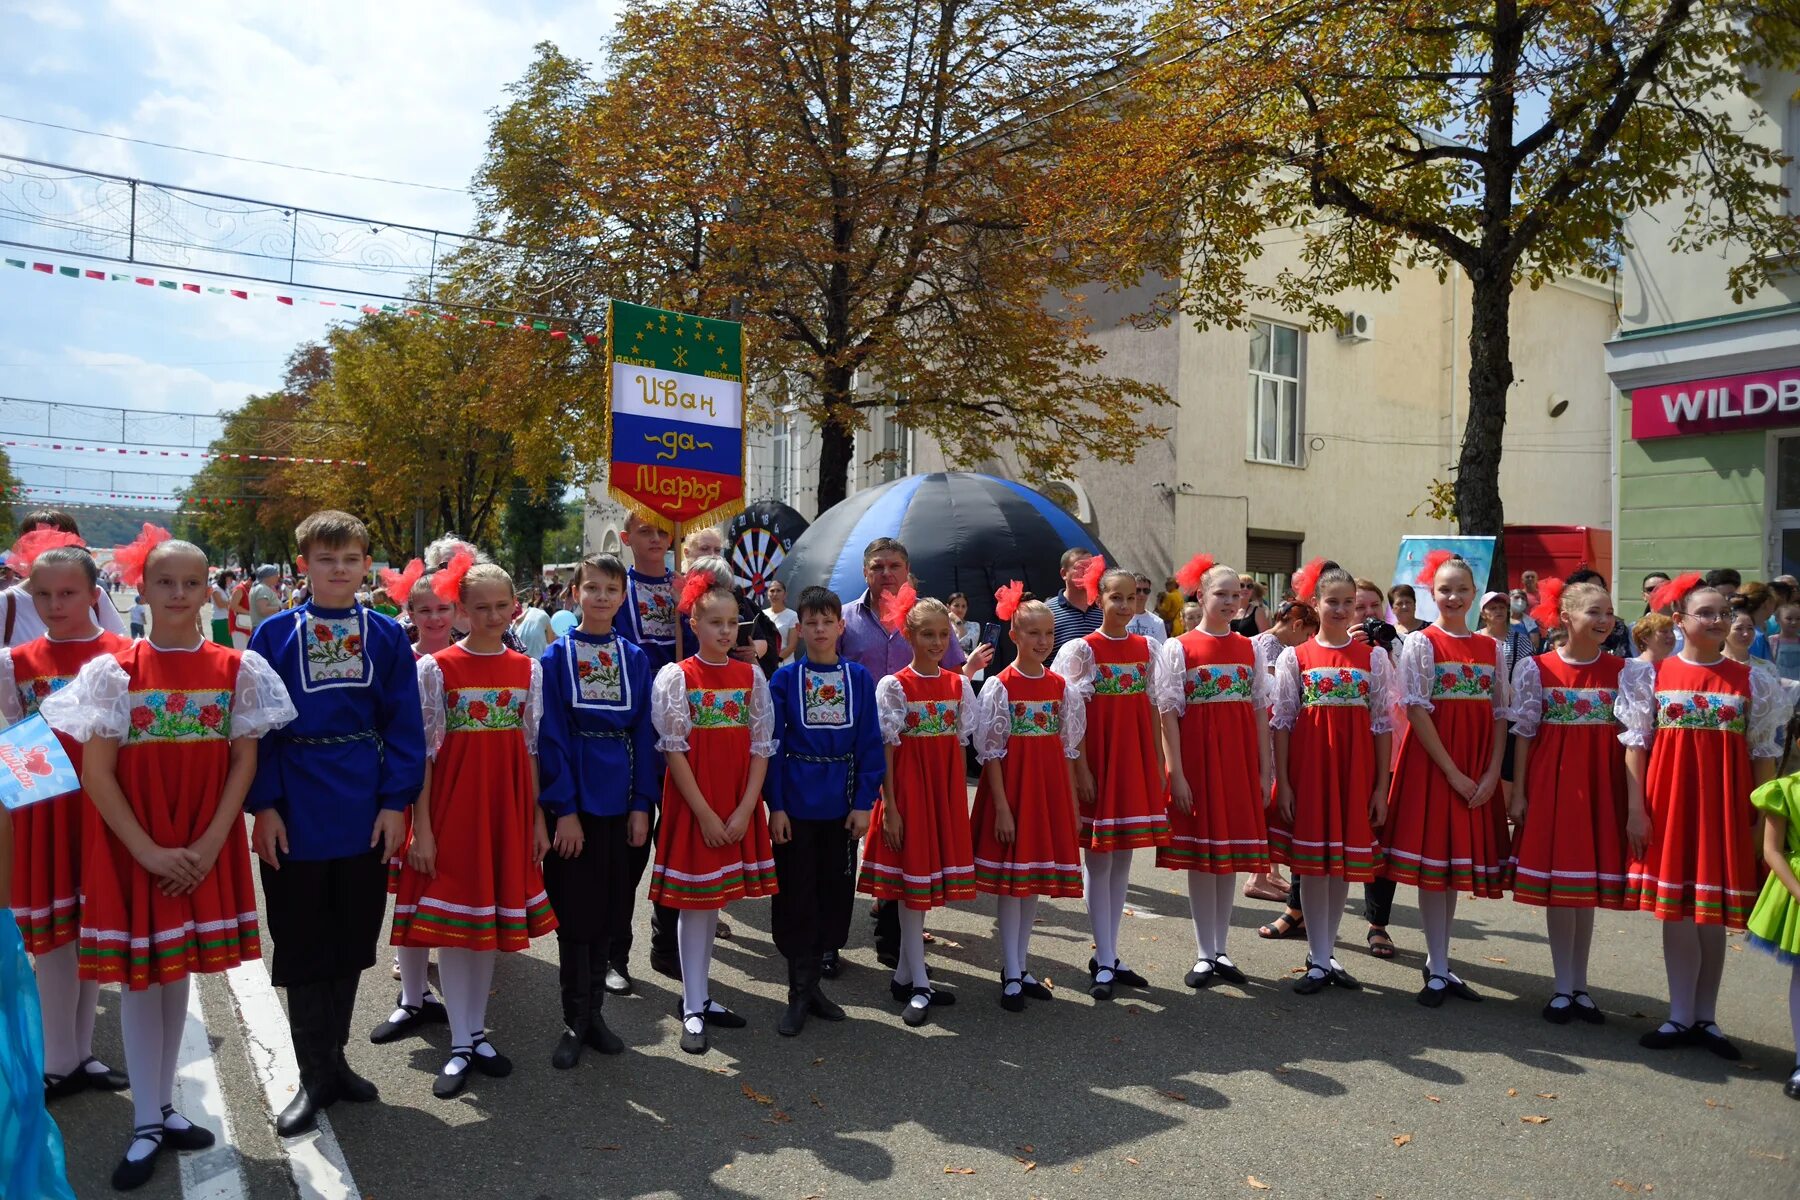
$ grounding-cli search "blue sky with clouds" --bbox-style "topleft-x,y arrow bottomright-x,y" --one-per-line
0,0 -> 624,510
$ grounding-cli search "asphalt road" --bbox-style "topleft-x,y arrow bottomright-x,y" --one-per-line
43,843 -> 1800,1199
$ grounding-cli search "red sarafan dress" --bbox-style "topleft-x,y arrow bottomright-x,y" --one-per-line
859,666 -> 977,909
2,631 -> 130,953
1051,631 -> 1170,852
647,655 -> 778,909
40,640 -> 294,989
1155,629 -> 1272,874
387,643 -> 429,892
1267,637 -> 1395,881
392,644 -> 556,950
970,664 -> 1084,898
1383,627 -> 1511,897
1509,651 -> 1640,909
1620,653 -> 1791,928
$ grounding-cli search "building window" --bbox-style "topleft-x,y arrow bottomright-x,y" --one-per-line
1245,534 -> 1302,605
870,407 -> 913,484
1789,97 -> 1800,217
1247,319 -> 1304,466
769,413 -> 793,504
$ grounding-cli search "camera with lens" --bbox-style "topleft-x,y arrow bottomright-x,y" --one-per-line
1361,617 -> 1399,652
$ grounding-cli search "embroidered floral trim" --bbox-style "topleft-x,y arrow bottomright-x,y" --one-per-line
688,687 -> 749,729
304,614 -> 365,684
1008,698 -> 1061,736
572,639 -> 624,704
16,673 -> 72,717
446,686 -> 526,733
1542,686 -> 1618,726
1431,661 -> 1494,700
902,698 -> 959,737
633,581 -> 677,641
802,668 -> 848,726
1185,663 -> 1255,705
1301,667 -> 1370,708
1655,689 -> 1747,734
126,689 -> 232,743
1093,660 -> 1148,696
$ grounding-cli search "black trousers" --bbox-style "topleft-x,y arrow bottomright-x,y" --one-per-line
770,817 -> 857,961
1283,874 -> 1396,927
260,848 -> 387,988
613,810 -> 676,966
543,812 -> 635,946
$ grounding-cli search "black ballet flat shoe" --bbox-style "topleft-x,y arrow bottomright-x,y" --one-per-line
902,989 -> 933,1027
999,978 -> 1026,1013
1784,1066 -> 1800,1100
650,948 -> 684,981
586,1014 -> 625,1054
1691,1021 -> 1743,1061
603,966 -> 634,996
1416,975 -> 1450,1008
1210,958 -> 1249,987
159,1107 -> 215,1152
1184,960 -> 1219,989
81,1055 -> 131,1093
1292,967 -> 1331,996
715,919 -> 734,940
1108,960 -> 1149,989
110,1126 -> 164,1192
679,1016 -> 709,1054
888,972 -> 933,1003
820,950 -> 842,979
1088,962 -> 1115,1001
368,995 -> 447,1044
1327,963 -> 1362,991
552,1028 -> 585,1070
1570,991 -> 1605,1025
700,1001 -> 748,1028
469,1033 -> 513,1078
1443,976 -> 1482,1002
42,1069 -> 88,1102
432,1050 -> 473,1100
1542,994 -> 1575,1025
1019,977 -> 1054,1001
1638,1021 -> 1691,1050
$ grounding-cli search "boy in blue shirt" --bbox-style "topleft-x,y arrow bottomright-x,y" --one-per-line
537,553 -> 658,1068
247,511 -> 426,1136
767,586 -> 884,1036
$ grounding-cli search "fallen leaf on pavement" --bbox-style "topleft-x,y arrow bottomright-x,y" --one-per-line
1160,1089 -> 1188,1102
810,1094 -> 825,1110
599,1145 -> 621,1152
1426,1095 -> 1443,1103
1392,1134 -> 1413,1147
1704,1098 -> 1732,1110
1484,956 -> 1508,964
1735,1062 -> 1762,1071
1248,1177 -> 1272,1190
768,1111 -> 792,1124
742,1083 -> 774,1105
1520,1115 -> 1552,1125
1016,1145 -> 1035,1154
811,1057 -> 825,1066
1506,1088 -> 1519,1097
944,1166 -> 976,1175
1535,1092 -> 1558,1100
1749,1149 -> 1787,1162
1126,1157 -> 1141,1165
1070,1164 -> 1084,1174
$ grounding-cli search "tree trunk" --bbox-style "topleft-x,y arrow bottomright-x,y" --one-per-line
814,362 -> 858,514
1456,272 -> 1513,590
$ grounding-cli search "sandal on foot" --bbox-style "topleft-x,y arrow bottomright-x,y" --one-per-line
1365,927 -> 1397,959
1258,911 -> 1305,940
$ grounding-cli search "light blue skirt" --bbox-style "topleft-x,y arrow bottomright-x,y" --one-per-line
0,919 -> 75,1199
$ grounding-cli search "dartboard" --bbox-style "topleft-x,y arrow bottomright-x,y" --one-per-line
730,524 -> 787,601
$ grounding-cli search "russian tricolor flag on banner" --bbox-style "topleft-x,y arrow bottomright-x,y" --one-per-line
606,299 -> 747,532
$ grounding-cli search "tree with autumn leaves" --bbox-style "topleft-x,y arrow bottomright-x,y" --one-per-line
477,0 -> 1169,512
1039,0 -> 1800,575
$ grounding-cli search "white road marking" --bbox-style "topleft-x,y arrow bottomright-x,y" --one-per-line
175,977 -> 247,1200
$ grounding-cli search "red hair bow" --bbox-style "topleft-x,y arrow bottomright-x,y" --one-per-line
1076,554 -> 1106,600
379,559 -> 425,601
1292,557 -> 1326,602
676,570 -> 715,616
1175,553 -> 1215,595
112,524 -> 172,588
430,548 -> 475,602
1416,548 -> 1456,585
880,583 -> 918,629
8,529 -> 85,574
1529,578 -> 1566,630
1647,571 -> 1703,614
994,579 -> 1025,622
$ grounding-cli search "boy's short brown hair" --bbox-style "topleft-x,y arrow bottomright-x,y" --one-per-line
294,510 -> 371,556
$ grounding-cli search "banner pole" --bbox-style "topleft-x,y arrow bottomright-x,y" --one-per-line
672,519 -> 685,663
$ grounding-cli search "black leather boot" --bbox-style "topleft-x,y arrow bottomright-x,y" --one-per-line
552,941 -> 590,1070
329,974 -> 377,1102
778,959 -> 809,1037
276,983 -> 339,1137
804,956 -> 846,1022
584,941 -> 623,1055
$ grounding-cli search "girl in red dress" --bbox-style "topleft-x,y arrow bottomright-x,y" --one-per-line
0,538 -> 131,1102
1620,574 -> 1792,1059
42,532 -> 294,1190
1052,564 -> 1170,1000
858,590 -> 977,1026
1269,562 -> 1396,994
972,588 -> 1084,1012
1509,581 -> 1644,1024
392,558 -> 554,1099
649,578 -> 776,1053
1158,557 -> 1273,991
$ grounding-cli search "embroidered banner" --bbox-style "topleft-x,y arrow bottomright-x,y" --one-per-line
606,300 -> 746,532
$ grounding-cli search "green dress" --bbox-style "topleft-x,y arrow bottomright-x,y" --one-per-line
1747,775 -> 1800,963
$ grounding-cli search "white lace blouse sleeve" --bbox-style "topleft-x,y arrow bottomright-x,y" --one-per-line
1153,638 -> 1187,715
1050,638 -> 1097,701
1369,648 -> 1398,736
749,666 -> 777,759
1250,634 -> 1276,710
417,656 -> 447,760
0,649 -> 20,726
38,653 -> 130,741
1060,678 -> 1087,759
230,650 -> 298,740
1509,656 -> 1544,739
875,675 -> 908,747
1615,657 -> 1656,749
650,663 -> 692,753
973,677 -> 1011,764
956,675 -> 979,745
1747,660 -> 1795,760
524,658 -> 543,756
1488,643 -> 1514,722
1269,647 -> 1302,732
1397,631 -> 1438,711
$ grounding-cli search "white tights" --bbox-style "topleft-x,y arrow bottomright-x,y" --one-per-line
119,978 -> 189,1138
1185,872 -> 1240,963
1788,965 -> 1800,1067
1418,888 -> 1461,981
395,946 -> 434,1011
1083,848 -> 1135,971
995,896 -> 1041,984
1298,875 -> 1351,971
34,942 -> 100,1076
1660,918 -> 1727,1030
1544,907 -> 1595,996
893,905 -> 929,992
435,947 -> 497,1073
678,909 -> 720,1022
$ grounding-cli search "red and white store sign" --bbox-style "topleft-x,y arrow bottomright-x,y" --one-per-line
1632,366 -> 1800,439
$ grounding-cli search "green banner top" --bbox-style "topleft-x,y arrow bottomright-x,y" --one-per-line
609,300 -> 743,382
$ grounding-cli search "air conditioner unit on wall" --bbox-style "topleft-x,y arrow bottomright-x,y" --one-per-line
1336,310 -> 1374,343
